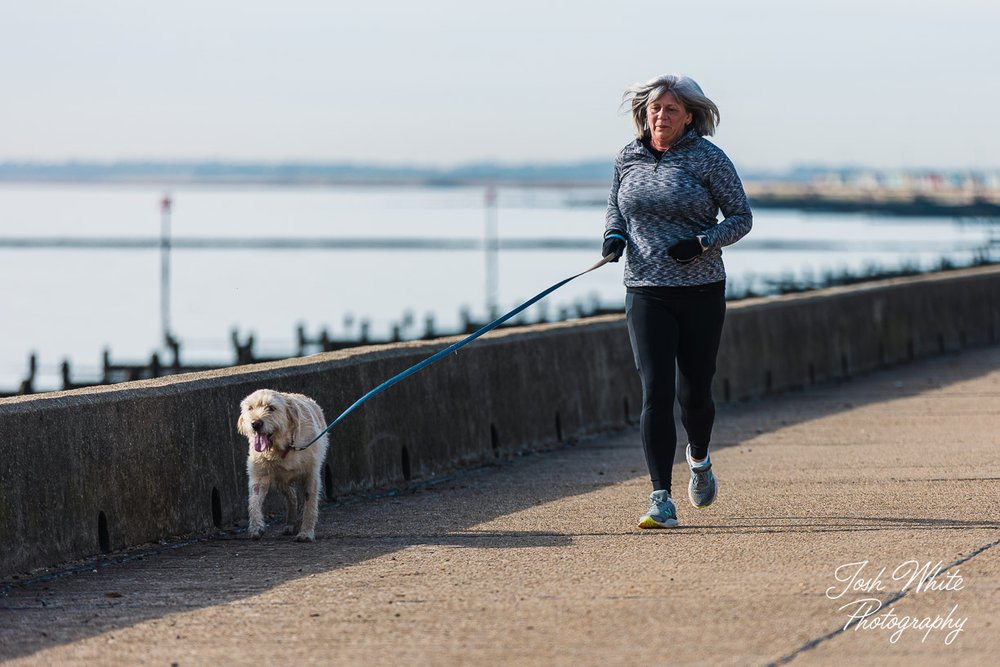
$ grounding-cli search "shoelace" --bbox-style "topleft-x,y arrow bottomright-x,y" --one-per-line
649,497 -> 674,516
691,468 -> 711,489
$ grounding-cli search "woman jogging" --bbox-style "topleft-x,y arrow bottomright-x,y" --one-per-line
603,74 -> 753,528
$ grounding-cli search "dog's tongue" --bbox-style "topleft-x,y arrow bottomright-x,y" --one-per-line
253,433 -> 270,452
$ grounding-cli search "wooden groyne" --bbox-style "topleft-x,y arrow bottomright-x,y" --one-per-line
2,300 -> 617,397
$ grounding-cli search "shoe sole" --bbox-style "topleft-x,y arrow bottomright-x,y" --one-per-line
637,516 -> 679,529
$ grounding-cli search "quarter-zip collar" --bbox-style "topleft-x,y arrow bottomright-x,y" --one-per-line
633,128 -> 699,168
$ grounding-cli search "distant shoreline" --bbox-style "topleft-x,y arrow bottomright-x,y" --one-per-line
5,164 -> 1000,219
0,176 -> 608,189
3,162 -> 998,190
0,161 -> 614,188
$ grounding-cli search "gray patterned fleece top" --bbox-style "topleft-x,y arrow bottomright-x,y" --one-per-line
604,129 -> 753,287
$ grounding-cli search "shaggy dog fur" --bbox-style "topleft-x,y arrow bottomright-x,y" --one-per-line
237,389 -> 330,542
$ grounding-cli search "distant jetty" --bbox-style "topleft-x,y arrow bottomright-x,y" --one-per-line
745,182 -> 1000,218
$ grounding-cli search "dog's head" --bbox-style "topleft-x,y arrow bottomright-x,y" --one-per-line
237,389 -> 297,453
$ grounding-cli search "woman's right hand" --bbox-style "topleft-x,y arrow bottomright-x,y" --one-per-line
602,233 -> 627,262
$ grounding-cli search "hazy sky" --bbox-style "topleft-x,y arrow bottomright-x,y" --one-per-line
4,0 -> 998,170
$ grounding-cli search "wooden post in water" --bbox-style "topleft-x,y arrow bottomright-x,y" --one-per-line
160,194 -> 173,349
18,354 -> 36,395
484,186 -> 499,319
61,360 -> 72,390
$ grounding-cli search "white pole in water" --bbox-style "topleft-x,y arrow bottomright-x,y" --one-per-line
484,186 -> 499,319
160,194 -> 172,348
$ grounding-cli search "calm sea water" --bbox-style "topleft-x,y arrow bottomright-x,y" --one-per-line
0,183 -> 995,391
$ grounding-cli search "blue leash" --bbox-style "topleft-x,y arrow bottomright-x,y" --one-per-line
293,253 -> 616,450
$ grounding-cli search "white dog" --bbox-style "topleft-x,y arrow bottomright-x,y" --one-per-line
237,389 -> 330,542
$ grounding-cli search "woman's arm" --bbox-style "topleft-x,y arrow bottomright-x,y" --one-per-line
702,151 -> 753,249
604,155 -> 628,240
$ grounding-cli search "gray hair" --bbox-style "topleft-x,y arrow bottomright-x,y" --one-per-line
622,74 -> 720,139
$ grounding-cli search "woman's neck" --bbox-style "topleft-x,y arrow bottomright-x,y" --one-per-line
649,135 -> 673,152
649,128 -> 688,152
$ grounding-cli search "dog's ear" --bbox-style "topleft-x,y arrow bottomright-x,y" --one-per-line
284,398 -> 303,445
237,403 -> 250,437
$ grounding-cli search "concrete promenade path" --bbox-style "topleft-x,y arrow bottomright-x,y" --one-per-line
2,346 -> 999,666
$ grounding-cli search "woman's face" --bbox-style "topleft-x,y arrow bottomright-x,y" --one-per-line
646,92 -> 692,150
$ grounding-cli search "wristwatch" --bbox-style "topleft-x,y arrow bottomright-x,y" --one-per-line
696,234 -> 710,252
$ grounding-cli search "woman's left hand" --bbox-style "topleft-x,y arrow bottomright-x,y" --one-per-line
667,237 -> 704,263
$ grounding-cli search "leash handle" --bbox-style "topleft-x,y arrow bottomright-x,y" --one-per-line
293,253 -> 616,450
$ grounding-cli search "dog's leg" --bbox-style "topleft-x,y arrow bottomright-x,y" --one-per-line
293,483 -> 305,534
280,484 -> 299,536
294,470 -> 320,542
247,475 -> 271,539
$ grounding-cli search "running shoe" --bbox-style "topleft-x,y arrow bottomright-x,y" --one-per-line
686,444 -> 717,508
637,490 -> 679,528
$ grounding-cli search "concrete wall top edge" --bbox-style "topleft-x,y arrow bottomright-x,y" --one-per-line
727,264 -> 1000,312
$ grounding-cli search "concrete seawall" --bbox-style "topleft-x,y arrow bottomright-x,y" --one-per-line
2,265 -> 998,578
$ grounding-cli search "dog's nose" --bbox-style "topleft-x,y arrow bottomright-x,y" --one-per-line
251,420 -> 263,432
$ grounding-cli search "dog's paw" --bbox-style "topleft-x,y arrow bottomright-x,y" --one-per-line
293,531 -> 315,543
282,524 -> 297,536
248,524 -> 265,540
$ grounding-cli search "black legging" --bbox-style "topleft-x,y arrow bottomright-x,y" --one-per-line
625,282 -> 726,494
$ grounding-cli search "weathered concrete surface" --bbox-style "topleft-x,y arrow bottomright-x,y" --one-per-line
1,266 -> 998,579
1,345 -> 997,666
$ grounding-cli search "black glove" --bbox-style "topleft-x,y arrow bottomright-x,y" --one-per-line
602,233 -> 627,262
667,237 -> 705,263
